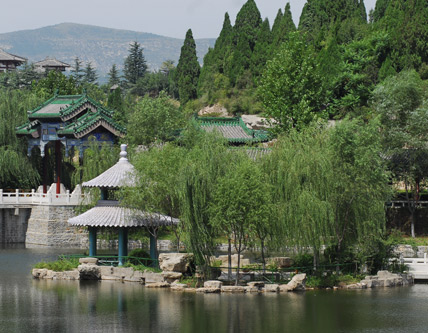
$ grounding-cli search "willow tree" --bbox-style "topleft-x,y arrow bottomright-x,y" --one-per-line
265,127 -> 334,268
178,129 -> 230,275
264,122 -> 389,269
0,89 -> 43,188
210,154 -> 272,283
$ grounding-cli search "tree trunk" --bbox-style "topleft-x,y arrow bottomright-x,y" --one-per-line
235,248 -> 241,286
228,237 -> 232,281
313,246 -> 319,272
261,239 -> 266,274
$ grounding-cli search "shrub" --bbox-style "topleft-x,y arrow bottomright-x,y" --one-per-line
34,258 -> 79,272
128,248 -> 151,266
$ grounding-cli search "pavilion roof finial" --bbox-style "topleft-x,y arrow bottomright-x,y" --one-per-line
119,144 -> 128,161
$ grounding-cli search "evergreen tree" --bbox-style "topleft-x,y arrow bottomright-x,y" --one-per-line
229,0 -> 262,84
375,0 -> 428,70
123,41 -> 148,86
298,0 -> 367,46
83,62 -> 98,84
107,64 -> 120,86
250,18 -> 272,79
176,29 -> 200,104
71,57 -> 84,85
198,13 -> 233,97
271,3 -> 296,51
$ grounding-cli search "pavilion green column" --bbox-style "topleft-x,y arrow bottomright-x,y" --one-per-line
149,233 -> 157,265
88,227 -> 97,257
118,228 -> 128,266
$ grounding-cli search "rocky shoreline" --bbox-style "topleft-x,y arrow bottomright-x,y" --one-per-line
32,253 -> 415,293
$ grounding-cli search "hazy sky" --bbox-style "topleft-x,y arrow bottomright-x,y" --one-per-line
0,0 -> 377,39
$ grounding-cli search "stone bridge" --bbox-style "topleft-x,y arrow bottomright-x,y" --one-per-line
0,184 -> 88,247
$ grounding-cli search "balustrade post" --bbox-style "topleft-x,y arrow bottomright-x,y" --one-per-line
0,189 -> 3,204
15,189 -> 19,204
48,191 -> 52,204
31,189 -> 35,204
425,253 -> 427,265
66,190 -> 70,204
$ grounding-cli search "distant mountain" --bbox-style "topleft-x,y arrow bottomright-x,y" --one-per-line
0,23 -> 215,79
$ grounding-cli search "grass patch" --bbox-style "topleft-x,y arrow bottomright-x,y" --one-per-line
124,263 -> 161,273
180,276 -> 199,288
34,258 -> 79,272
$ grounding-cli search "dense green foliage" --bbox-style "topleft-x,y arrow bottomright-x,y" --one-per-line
34,258 -> 79,272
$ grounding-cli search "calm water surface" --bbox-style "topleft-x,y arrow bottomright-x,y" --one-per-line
1,245 -> 428,333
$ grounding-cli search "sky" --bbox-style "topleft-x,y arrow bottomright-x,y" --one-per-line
0,0 -> 377,39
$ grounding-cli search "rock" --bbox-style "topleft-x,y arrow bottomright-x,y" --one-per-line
417,246 -> 428,258
78,264 -> 101,280
215,254 -> 251,272
247,281 -> 264,288
360,270 -> 413,288
268,257 -> 294,269
245,286 -> 261,293
263,284 -> 279,292
393,244 -> 415,258
221,286 -> 246,293
161,271 -> 183,283
32,268 -> 48,279
286,273 -> 306,291
346,283 -> 367,289
204,280 -> 223,289
79,257 -> 98,265
198,104 -> 229,117
279,284 -> 293,292
171,283 -> 188,291
145,282 -> 170,288
63,270 -> 80,280
142,272 -> 165,284
196,287 -> 221,293
158,253 -> 194,273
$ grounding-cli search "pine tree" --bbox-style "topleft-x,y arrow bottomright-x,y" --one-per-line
229,0 -> 262,85
123,41 -> 147,86
83,62 -> 98,84
71,57 -> 84,85
298,0 -> 367,46
271,3 -> 296,51
251,18 -> 272,79
176,29 -> 200,104
107,64 -> 120,87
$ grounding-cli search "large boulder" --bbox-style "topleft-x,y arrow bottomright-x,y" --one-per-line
286,273 -> 306,291
360,270 -> 413,288
78,264 -> 101,280
204,280 -> 223,289
268,257 -> 294,269
158,253 -> 194,273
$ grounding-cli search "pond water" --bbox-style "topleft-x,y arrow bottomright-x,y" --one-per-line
1,245 -> 428,332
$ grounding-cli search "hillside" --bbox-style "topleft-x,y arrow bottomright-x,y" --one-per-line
0,23 -> 215,78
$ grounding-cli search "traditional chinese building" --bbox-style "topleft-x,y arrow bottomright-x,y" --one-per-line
0,49 -> 26,72
34,57 -> 70,73
16,91 -> 126,193
195,116 -> 270,145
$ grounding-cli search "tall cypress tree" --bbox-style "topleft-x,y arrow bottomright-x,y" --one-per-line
123,41 -> 147,86
251,18 -> 272,79
71,57 -> 84,85
229,0 -> 262,85
298,0 -> 367,46
176,29 -> 200,104
374,0 -> 428,70
271,3 -> 296,51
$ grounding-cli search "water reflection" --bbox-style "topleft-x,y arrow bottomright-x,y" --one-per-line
2,246 -> 428,332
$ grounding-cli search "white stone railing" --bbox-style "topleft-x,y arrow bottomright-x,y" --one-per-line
403,254 -> 428,279
0,185 -> 86,206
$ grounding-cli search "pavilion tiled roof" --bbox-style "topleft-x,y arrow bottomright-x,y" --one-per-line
68,203 -> 179,228
0,49 -> 27,62
82,144 -> 135,189
196,116 -> 270,143
34,57 -> 70,68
